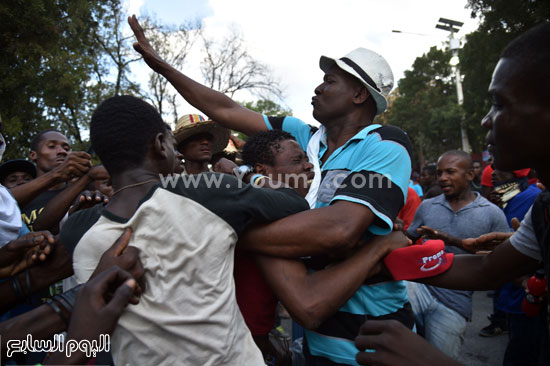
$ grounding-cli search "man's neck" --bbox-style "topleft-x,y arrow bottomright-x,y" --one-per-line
106,169 -> 161,219
445,189 -> 476,212
184,161 -> 209,174
321,114 -> 374,164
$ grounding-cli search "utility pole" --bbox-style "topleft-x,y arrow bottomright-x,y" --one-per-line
436,17 -> 471,153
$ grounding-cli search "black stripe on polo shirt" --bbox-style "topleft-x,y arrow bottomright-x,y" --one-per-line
333,170 -> 404,224
309,302 -> 414,342
368,125 -> 413,159
267,116 -> 285,130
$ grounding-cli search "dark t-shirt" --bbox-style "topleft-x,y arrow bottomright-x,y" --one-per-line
21,188 -> 64,231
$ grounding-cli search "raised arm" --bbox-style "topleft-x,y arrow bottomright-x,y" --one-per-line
33,166 -> 109,234
255,231 -> 410,329
128,15 -> 266,136
10,152 -> 92,207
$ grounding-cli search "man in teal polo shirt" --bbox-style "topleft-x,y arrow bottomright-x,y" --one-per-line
130,15 -> 412,365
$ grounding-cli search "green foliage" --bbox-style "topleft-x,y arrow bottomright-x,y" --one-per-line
0,0 -> 140,161
385,47 -> 465,167
241,99 -> 292,117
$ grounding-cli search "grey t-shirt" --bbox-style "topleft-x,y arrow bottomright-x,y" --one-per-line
509,207 -> 542,261
407,193 -> 510,319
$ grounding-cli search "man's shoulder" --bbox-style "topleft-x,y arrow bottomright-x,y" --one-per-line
60,204 -> 104,256
366,125 -> 412,155
422,193 -> 447,206
472,193 -> 502,211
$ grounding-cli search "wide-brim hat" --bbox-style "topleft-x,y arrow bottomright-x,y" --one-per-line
319,48 -> 394,115
0,159 -> 37,183
174,114 -> 230,155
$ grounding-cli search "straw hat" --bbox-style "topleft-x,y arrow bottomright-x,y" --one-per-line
174,114 -> 230,154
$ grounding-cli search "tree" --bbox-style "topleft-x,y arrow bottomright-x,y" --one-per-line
143,19 -> 201,124
0,0 -> 111,159
200,29 -> 283,100
241,99 -> 292,117
385,47 -> 464,167
91,0 -> 141,97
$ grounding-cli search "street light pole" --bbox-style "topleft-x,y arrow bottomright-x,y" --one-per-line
436,18 -> 471,153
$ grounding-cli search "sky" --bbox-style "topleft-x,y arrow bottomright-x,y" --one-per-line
125,0 -> 480,125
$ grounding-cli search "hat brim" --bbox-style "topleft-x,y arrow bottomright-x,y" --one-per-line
175,122 -> 230,155
0,159 -> 37,183
320,56 -> 388,115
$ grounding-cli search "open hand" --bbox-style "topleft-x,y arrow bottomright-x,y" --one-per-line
69,190 -> 109,215
355,320 -> 459,366
0,231 -> 55,277
128,15 -> 166,72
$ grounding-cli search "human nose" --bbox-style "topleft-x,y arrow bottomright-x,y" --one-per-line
481,113 -> 492,130
314,83 -> 323,95
304,161 -> 314,171
56,145 -> 68,156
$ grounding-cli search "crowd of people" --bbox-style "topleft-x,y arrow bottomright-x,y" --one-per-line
0,14 -> 548,366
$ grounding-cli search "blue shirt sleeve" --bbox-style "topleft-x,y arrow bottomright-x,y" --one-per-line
263,115 -> 313,151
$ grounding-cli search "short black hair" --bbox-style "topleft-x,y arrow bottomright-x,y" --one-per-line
501,22 -> 550,100
30,129 -> 64,151
440,150 -> 472,169
90,95 -> 168,174
242,130 -> 296,167
422,163 -> 437,176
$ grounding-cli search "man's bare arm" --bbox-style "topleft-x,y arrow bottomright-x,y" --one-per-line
128,15 -> 266,136
418,240 -> 540,290
255,232 -> 410,329
239,200 -> 376,258
10,152 -> 92,207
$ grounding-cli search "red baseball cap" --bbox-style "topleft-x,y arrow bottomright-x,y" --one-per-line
384,239 -> 454,281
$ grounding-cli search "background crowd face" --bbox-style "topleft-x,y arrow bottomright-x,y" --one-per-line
437,154 -> 474,199
483,58 -> 547,171
178,132 -> 214,163
30,131 -> 70,174
2,171 -> 33,189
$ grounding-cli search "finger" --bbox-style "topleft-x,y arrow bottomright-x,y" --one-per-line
112,228 -> 132,256
104,278 -> 137,316
511,217 -> 521,231
356,350 -> 378,365
70,151 -> 92,160
358,319 -> 386,337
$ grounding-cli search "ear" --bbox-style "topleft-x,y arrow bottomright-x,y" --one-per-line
466,168 -> 475,182
352,85 -> 369,105
254,163 -> 268,176
29,150 -> 37,162
153,133 -> 168,159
